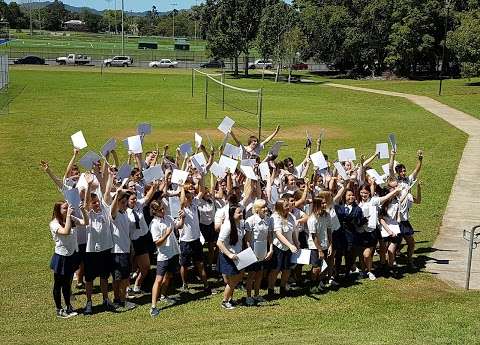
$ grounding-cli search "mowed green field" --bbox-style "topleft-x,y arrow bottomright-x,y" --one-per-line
332,78 -> 480,120
1,66 -> 479,345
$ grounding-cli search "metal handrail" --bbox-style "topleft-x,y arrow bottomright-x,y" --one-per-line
463,225 -> 480,290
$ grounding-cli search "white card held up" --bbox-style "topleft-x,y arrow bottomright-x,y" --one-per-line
64,188 -> 81,210
240,165 -> 258,181
101,138 -> 117,157
219,155 -> 238,174
290,249 -> 311,265
241,159 -> 256,167
337,148 -> 356,162
376,143 -> 389,159
194,132 -> 202,148
117,163 -> 132,180
367,169 -> 385,185
269,141 -> 284,156
143,165 -> 164,183
259,162 -> 270,181
71,131 -> 88,150
209,162 -> 226,179
217,116 -> 235,134
191,152 -> 207,173
381,161 -> 397,176
234,247 -> 258,270
126,135 -> 143,154
310,151 -> 328,170
168,196 -> 181,218
223,142 -> 242,159
388,133 -> 397,152
333,161 -> 349,180
79,151 -> 101,169
171,169 -> 189,185
178,142 -> 193,156
137,123 -> 152,136
321,259 -> 328,273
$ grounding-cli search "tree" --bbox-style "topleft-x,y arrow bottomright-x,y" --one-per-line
0,1 -> 28,29
447,10 -> 480,77
44,0 -> 69,31
81,10 -> 103,32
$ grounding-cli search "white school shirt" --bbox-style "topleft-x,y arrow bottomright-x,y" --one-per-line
358,197 -> 381,232
126,200 -> 149,240
307,214 -> 332,250
50,219 -> 78,256
150,215 -> 180,261
241,143 -> 264,159
111,211 -> 131,254
71,209 -> 87,245
397,174 -> 416,189
86,201 -> 113,253
197,198 -> 215,225
272,212 -> 296,251
245,214 -> 273,260
218,220 -> 245,254
291,207 -> 307,233
398,193 -> 414,221
328,207 -> 341,231
179,197 -> 201,242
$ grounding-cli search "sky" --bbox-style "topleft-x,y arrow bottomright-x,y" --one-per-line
13,1 -> 201,12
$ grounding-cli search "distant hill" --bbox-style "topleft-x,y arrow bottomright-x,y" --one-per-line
18,1 -> 170,17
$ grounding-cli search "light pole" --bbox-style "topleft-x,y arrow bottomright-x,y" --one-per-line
194,0 -> 198,41
121,0 -> 124,55
171,3 -> 178,40
438,0 -> 452,96
28,0 -> 33,36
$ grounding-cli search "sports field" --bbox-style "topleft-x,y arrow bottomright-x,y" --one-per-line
1,66 -> 479,344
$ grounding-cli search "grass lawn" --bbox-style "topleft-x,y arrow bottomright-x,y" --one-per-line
1,66 -> 479,344
330,77 -> 480,120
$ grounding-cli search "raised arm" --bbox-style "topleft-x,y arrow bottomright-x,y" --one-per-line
295,178 -> 309,209
411,150 -> 423,181
103,167 -> 115,205
388,149 -> 396,179
362,151 -> 378,168
229,129 -> 242,146
57,206 -> 74,235
260,125 -> 280,146
333,182 -> 347,204
63,148 -> 80,181
414,181 -> 422,204
378,186 -> 402,205
84,173 -> 94,211
40,160 -> 63,190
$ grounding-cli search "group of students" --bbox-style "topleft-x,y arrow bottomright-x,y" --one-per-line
42,125 -> 423,318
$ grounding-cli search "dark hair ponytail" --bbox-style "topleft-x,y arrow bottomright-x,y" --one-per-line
228,206 -> 239,246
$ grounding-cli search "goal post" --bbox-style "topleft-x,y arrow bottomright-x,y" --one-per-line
191,68 -> 264,140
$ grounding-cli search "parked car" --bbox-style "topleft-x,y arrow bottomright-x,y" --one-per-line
56,54 -> 91,65
103,56 -> 133,67
149,59 -> 178,68
292,62 -> 308,70
200,60 -> 225,68
248,59 -> 273,69
13,55 -> 45,65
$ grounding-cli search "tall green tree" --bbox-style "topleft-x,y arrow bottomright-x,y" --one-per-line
44,0 -> 69,31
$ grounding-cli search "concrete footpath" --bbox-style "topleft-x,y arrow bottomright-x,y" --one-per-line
327,83 -> 480,289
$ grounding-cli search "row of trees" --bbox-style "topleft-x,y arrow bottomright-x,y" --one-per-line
199,0 -> 480,78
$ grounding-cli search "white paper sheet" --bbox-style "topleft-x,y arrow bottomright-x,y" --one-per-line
321,259 -> 328,273
79,151 -> 101,169
337,148 -> 356,162
223,142 -> 242,159
259,162 -> 270,181
381,161 -> 398,176
269,141 -> 284,156
143,165 -> 164,183
240,165 -> 258,180
388,133 -> 397,152
64,188 -> 81,209
127,135 -> 143,154
290,249 -> 311,265
117,163 -> 132,180
168,196 -> 181,218
310,151 -> 328,170
191,152 -> 207,173
209,162 -> 226,179
71,131 -> 88,150
219,155 -> 238,174
171,169 -> 189,185
194,132 -> 202,148
376,143 -> 389,159
241,159 -> 256,167
234,247 -> 258,270
366,169 -> 385,185
100,138 -> 116,157
137,123 -> 152,136
333,161 -> 349,180
217,116 -> 235,134
178,142 -> 193,156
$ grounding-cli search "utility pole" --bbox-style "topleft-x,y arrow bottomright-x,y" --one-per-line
28,0 -> 33,36
121,0 -> 124,55
171,3 -> 178,40
194,0 -> 198,41
438,0 -> 452,96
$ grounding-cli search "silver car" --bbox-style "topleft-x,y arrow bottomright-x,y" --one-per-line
103,56 -> 133,67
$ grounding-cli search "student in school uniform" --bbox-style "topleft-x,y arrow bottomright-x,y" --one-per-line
244,199 -> 274,306
197,177 -> 218,273
179,182 -> 210,293
83,172 -> 116,315
49,201 -> 88,318
398,181 -> 422,269
110,189 -> 137,310
217,205 -> 246,309
267,197 -> 300,297
230,126 -> 280,159
126,181 -> 159,294
307,196 -> 332,292
150,200 -> 185,317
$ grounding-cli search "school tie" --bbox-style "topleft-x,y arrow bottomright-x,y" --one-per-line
132,209 -> 140,229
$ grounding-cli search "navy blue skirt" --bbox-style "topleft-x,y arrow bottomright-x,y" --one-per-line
50,252 -> 80,276
218,253 -> 241,276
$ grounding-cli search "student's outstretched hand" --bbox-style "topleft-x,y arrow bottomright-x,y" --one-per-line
289,245 -> 299,254
230,253 -> 238,261
40,160 -> 49,172
417,150 -> 423,161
